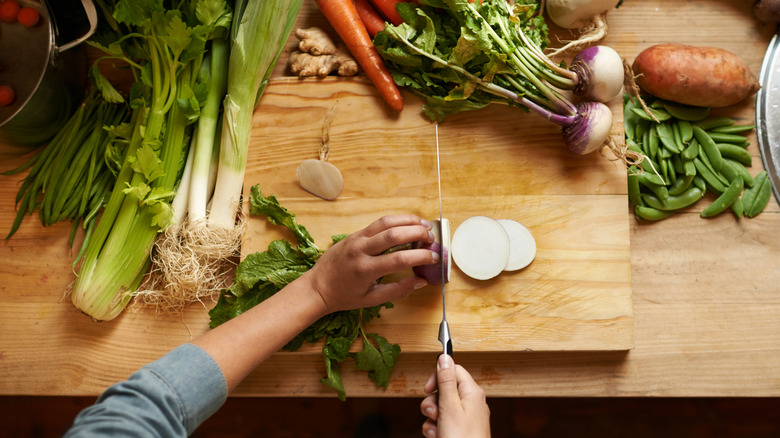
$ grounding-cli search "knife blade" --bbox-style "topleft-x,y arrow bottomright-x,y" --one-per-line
435,122 -> 453,357
755,30 -> 780,206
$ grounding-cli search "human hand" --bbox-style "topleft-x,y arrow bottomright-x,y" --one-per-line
420,355 -> 491,438
303,214 -> 438,313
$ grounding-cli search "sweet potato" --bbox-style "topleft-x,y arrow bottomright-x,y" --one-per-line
632,44 -> 760,108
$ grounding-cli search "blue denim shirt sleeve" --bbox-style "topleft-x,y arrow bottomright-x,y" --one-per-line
64,343 -> 228,437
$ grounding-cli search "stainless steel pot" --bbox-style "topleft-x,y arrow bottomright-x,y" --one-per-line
0,0 -> 97,155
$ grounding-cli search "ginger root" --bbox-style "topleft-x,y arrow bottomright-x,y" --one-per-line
289,27 -> 359,77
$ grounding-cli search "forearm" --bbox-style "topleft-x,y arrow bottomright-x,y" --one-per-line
193,271 -> 327,392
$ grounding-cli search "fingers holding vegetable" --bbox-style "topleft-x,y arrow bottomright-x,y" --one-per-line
306,215 -> 435,312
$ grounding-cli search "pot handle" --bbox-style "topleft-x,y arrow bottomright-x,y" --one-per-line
58,0 -> 98,53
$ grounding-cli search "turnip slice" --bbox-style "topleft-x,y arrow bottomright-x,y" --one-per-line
296,158 -> 344,200
451,216 -> 510,280
413,218 -> 451,285
497,219 -> 536,271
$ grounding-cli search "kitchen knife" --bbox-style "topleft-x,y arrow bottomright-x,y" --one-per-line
435,123 -> 453,357
755,30 -> 780,206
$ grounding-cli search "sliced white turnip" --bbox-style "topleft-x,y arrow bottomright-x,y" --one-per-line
497,219 -> 536,271
451,216 -> 510,281
413,218 -> 451,285
296,158 -> 344,200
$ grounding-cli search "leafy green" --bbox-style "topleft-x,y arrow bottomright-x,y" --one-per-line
374,0 -> 567,121
209,186 -> 400,400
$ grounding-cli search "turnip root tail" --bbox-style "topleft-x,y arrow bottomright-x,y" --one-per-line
548,14 -> 608,58
622,58 -> 659,123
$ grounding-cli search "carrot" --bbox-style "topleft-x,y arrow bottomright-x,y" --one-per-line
368,0 -> 404,26
0,85 -> 15,106
632,44 -> 761,108
316,0 -> 403,112
355,0 -> 386,37
17,6 -> 39,27
0,0 -> 20,23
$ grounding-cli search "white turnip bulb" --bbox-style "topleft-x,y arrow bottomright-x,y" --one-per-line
451,216 -> 510,281
497,219 -> 536,271
570,45 -> 624,103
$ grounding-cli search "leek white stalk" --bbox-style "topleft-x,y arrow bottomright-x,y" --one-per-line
208,0 -> 304,231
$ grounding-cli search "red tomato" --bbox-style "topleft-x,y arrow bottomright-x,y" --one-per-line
0,0 -> 20,23
0,85 -> 15,106
17,6 -> 38,27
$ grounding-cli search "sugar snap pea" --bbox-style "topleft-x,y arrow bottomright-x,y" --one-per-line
637,171 -> 669,200
683,159 -> 696,177
627,171 -> 642,206
635,205 -> 674,221
692,125 -> 724,173
656,122 -> 680,154
693,157 -> 727,193
716,143 -> 752,167
668,173 -> 694,196
707,131 -> 748,145
743,171 -> 772,218
723,159 -> 754,187
701,176 -> 743,218
731,197 -> 744,219
697,144 -> 729,186
632,106 -> 672,122
694,116 -> 734,130
682,138 -> 699,160
710,124 -> 755,134
642,187 -> 704,211
676,120 -> 693,143
693,175 -> 706,192
661,101 -> 710,121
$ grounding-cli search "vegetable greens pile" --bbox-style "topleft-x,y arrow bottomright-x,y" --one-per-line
209,185 -> 399,400
373,0 -> 553,121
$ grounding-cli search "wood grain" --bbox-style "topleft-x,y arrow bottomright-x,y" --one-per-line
1,0 -> 779,397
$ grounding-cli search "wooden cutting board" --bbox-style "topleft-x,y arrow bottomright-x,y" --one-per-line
242,75 -> 633,352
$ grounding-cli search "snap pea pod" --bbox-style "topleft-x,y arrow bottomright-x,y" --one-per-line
682,138 -> 699,160
668,173 -> 695,196
677,120 -> 693,143
627,172 -> 642,206
642,187 -> 704,211
661,100 -> 710,121
693,175 -> 706,192
635,205 -> 674,221
710,124 -> 755,134
694,116 -> 734,130
632,106 -> 672,122
731,197 -> 744,219
637,171 -> 669,200
697,144 -> 729,186
683,159 -> 697,177
692,125 -> 724,173
723,159 -> 754,187
627,143 -> 665,185
693,157 -> 727,193
707,131 -> 749,145
656,122 -> 680,153
742,171 -> 772,218
701,176 -> 743,218
716,143 -> 752,167
647,128 -> 659,160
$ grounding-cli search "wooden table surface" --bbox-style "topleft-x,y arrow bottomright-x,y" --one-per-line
1,0 -> 780,398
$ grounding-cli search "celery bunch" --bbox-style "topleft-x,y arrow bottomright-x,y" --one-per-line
71,0 -> 231,320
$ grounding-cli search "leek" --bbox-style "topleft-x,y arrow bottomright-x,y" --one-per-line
208,0 -> 304,231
